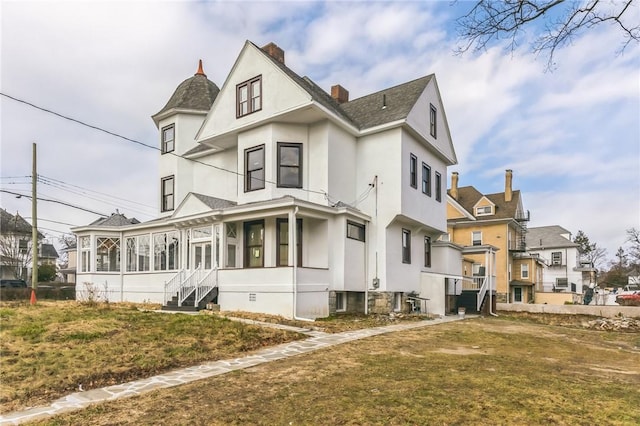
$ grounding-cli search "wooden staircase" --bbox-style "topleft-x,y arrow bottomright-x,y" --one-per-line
162,286 -> 218,312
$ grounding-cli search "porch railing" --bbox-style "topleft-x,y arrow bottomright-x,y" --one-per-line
164,269 -> 186,305
178,266 -> 201,306
194,268 -> 217,307
476,276 -> 489,311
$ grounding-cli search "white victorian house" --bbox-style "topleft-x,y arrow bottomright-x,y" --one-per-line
72,41 -> 459,318
526,225 -> 596,303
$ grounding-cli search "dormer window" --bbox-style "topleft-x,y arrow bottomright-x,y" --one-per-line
237,76 -> 262,117
475,206 -> 493,216
162,124 -> 175,154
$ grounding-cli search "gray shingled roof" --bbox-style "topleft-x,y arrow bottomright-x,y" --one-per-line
89,213 -> 140,227
192,193 -> 237,209
341,75 -> 433,129
448,186 -> 522,221
40,243 -> 59,259
0,208 -> 44,238
255,42 -> 430,131
152,71 -> 220,121
527,226 -> 578,249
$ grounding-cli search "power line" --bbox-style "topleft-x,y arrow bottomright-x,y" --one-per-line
0,189 -> 109,217
39,174 -> 155,210
0,92 -> 328,197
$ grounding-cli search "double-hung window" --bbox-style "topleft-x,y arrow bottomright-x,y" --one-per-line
277,143 -> 302,188
472,231 -> 482,246
161,176 -> 174,212
422,163 -> 431,196
435,171 -> 442,202
276,218 -> 302,266
402,229 -> 411,264
552,251 -> 562,265
409,154 -> 417,188
245,145 -> 265,192
521,263 -> 529,279
424,236 -> 431,267
161,124 -> 175,153
80,236 -> 90,273
237,76 -> 261,117
430,104 -> 437,138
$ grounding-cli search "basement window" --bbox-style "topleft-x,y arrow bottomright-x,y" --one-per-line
336,292 -> 346,312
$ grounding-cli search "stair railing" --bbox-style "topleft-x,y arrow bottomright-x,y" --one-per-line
164,269 -> 186,305
477,276 -> 489,311
178,265 -> 201,306
194,267 -> 218,307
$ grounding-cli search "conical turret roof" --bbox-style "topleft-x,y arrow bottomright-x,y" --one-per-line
152,60 -> 220,125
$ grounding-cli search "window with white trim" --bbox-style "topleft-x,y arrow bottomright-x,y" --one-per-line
556,278 -> 568,288
475,206 -> 493,216
472,231 -> 482,246
80,236 -> 90,273
521,263 -> 529,279
153,231 -> 179,271
96,237 -> 120,272
126,235 -> 150,272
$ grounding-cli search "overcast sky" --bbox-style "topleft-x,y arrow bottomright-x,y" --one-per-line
1,1 -> 639,264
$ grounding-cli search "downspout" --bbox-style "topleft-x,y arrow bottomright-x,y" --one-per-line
292,206 -> 313,322
364,219 -> 369,315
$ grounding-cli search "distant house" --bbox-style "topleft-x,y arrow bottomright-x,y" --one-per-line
0,208 -> 54,280
59,242 -> 77,284
447,170 -> 531,303
527,225 -> 596,304
72,40 -> 460,318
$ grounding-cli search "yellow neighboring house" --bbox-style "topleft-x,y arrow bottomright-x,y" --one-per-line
447,169 -> 532,303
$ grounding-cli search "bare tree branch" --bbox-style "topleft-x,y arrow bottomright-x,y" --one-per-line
455,0 -> 639,70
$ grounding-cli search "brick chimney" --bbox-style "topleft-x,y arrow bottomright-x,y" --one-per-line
505,169 -> 513,202
450,172 -> 459,200
262,42 -> 284,64
331,85 -> 349,104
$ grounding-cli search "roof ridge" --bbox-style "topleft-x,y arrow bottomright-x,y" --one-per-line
345,74 -> 433,104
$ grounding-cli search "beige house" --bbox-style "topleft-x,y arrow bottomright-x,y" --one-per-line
447,170 -> 530,303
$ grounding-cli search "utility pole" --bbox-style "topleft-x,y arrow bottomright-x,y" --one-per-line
31,142 -> 38,305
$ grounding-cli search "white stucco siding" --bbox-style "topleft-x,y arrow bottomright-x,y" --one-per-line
344,237 -> 366,291
530,247 -> 585,293
405,79 -> 456,165
327,123 -> 357,206
197,44 -> 312,143
384,222 -> 423,293
308,122 -> 329,206
400,130 -> 447,233
420,272 -> 446,317
190,148 -> 238,202
75,272 -> 174,304
431,243 -> 463,276
303,218 -> 328,269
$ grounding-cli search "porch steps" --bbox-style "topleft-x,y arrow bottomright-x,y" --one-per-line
162,287 -> 218,312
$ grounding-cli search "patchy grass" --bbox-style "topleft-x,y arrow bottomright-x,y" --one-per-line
0,301 -> 303,413
218,310 -> 430,333
34,315 -> 640,425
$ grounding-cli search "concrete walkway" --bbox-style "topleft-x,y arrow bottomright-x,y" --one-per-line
0,315 -> 466,425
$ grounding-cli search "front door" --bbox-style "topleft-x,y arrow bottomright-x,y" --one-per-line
192,242 -> 212,270
514,287 -> 523,303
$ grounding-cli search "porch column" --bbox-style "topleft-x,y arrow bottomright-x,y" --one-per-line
219,222 -> 226,269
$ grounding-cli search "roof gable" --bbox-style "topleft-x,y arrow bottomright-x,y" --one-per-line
173,193 -> 236,218
449,186 -> 523,221
195,41 -> 315,145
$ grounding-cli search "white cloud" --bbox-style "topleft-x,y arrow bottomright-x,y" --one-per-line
1,1 -> 638,261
